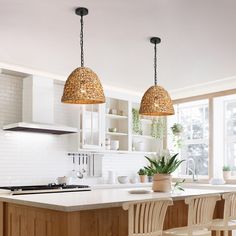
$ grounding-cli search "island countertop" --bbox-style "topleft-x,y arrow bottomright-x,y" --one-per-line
0,187 -> 227,212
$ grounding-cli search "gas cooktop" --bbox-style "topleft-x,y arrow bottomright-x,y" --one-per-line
0,184 -> 91,195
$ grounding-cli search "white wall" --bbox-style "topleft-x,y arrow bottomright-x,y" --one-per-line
0,75 -> 147,186
0,74 -> 73,186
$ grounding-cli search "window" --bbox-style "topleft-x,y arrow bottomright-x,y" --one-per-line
224,98 -> 236,168
168,100 -> 209,178
214,94 -> 236,178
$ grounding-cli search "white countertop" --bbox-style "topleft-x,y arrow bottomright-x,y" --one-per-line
0,187 -> 227,212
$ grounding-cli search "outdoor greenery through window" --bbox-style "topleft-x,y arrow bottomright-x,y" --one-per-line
168,100 -> 209,178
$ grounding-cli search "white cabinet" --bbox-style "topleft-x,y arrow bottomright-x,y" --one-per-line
81,104 -> 105,149
68,95 -> 164,154
105,97 -> 129,151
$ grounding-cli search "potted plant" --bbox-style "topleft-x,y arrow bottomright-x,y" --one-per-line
171,123 -> 183,136
137,168 -> 147,183
145,168 -> 154,182
171,123 -> 184,148
145,153 -> 184,192
223,166 -> 231,180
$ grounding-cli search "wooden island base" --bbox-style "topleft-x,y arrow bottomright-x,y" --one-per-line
0,200 -> 228,236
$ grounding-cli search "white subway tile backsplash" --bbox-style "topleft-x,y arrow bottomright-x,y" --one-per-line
0,75 -> 147,186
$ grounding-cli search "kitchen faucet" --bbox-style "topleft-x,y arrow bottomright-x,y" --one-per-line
186,158 -> 198,182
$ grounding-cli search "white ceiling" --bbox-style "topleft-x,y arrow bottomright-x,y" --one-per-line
0,0 -> 235,93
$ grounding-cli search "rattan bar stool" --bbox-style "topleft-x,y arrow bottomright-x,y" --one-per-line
210,192 -> 236,236
163,194 -> 221,236
123,198 -> 173,236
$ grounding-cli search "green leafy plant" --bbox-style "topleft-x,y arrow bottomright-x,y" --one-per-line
151,118 -> 166,139
170,123 -> 184,148
145,168 -> 154,177
137,168 -> 147,176
132,108 -> 142,135
171,123 -> 183,136
172,179 -> 185,192
171,123 -> 184,148
223,165 -> 231,171
145,153 -> 184,175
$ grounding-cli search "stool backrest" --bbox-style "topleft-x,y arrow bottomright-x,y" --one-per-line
123,198 -> 173,236
222,192 -> 236,221
185,194 -> 221,230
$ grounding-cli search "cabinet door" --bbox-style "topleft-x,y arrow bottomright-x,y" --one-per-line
82,104 -> 104,149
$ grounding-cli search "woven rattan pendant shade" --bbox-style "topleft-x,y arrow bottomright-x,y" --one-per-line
61,67 -> 105,104
61,7 -> 105,105
139,85 -> 174,116
139,37 -> 174,116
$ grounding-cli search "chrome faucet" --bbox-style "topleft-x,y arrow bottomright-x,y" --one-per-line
186,158 -> 198,182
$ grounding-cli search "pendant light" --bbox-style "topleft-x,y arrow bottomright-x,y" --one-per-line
61,7 -> 105,104
139,37 -> 174,116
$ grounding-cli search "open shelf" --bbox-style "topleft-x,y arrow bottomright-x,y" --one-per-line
132,134 -> 155,140
131,102 -> 163,153
140,118 -> 152,124
105,114 -> 128,119
106,132 -> 128,136
73,149 -> 157,155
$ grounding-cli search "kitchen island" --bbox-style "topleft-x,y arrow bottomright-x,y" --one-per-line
0,188 -> 228,236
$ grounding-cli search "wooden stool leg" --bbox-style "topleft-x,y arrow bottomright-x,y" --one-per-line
223,231 -> 228,236
215,231 -> 221,236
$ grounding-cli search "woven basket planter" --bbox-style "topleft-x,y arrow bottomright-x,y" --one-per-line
152,174 -> 172,192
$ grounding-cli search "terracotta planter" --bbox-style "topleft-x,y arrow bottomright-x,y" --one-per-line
223,171 -> 231,180
139,175 -> 146,183
152,174 -> 172,192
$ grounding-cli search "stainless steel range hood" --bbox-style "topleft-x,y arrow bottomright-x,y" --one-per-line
3,75 -> 78,135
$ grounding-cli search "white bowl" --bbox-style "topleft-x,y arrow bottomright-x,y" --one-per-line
110,140 -> 119,150
118,176 -> 128,184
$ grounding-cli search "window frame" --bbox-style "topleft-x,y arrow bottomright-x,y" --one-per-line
169,99 -> 210,180
171,88 -> 236,183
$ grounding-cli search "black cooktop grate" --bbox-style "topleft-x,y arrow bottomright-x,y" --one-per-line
0,184 -> 90,191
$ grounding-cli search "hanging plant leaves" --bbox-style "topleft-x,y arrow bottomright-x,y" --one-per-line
151,117 -> 166,139
132,108 -> 142,135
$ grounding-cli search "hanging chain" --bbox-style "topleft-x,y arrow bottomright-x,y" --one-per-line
80,15 -> 84,67
154,42 -> 157,85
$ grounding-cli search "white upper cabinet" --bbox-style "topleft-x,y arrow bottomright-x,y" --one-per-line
81,104 -> 105,149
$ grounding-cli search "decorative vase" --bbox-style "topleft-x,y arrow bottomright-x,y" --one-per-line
152,174 -> 172,192
223,171 -> 231,180
139,175 -> 146,183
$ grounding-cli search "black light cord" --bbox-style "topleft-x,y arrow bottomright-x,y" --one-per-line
80,15 -> 84,67
154,42 -> 157,85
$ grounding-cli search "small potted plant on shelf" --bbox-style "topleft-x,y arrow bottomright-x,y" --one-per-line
137,168 -> 147,183
145,168 -> 154,182
223,166 -> 231,180
145,153 -> 184,192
